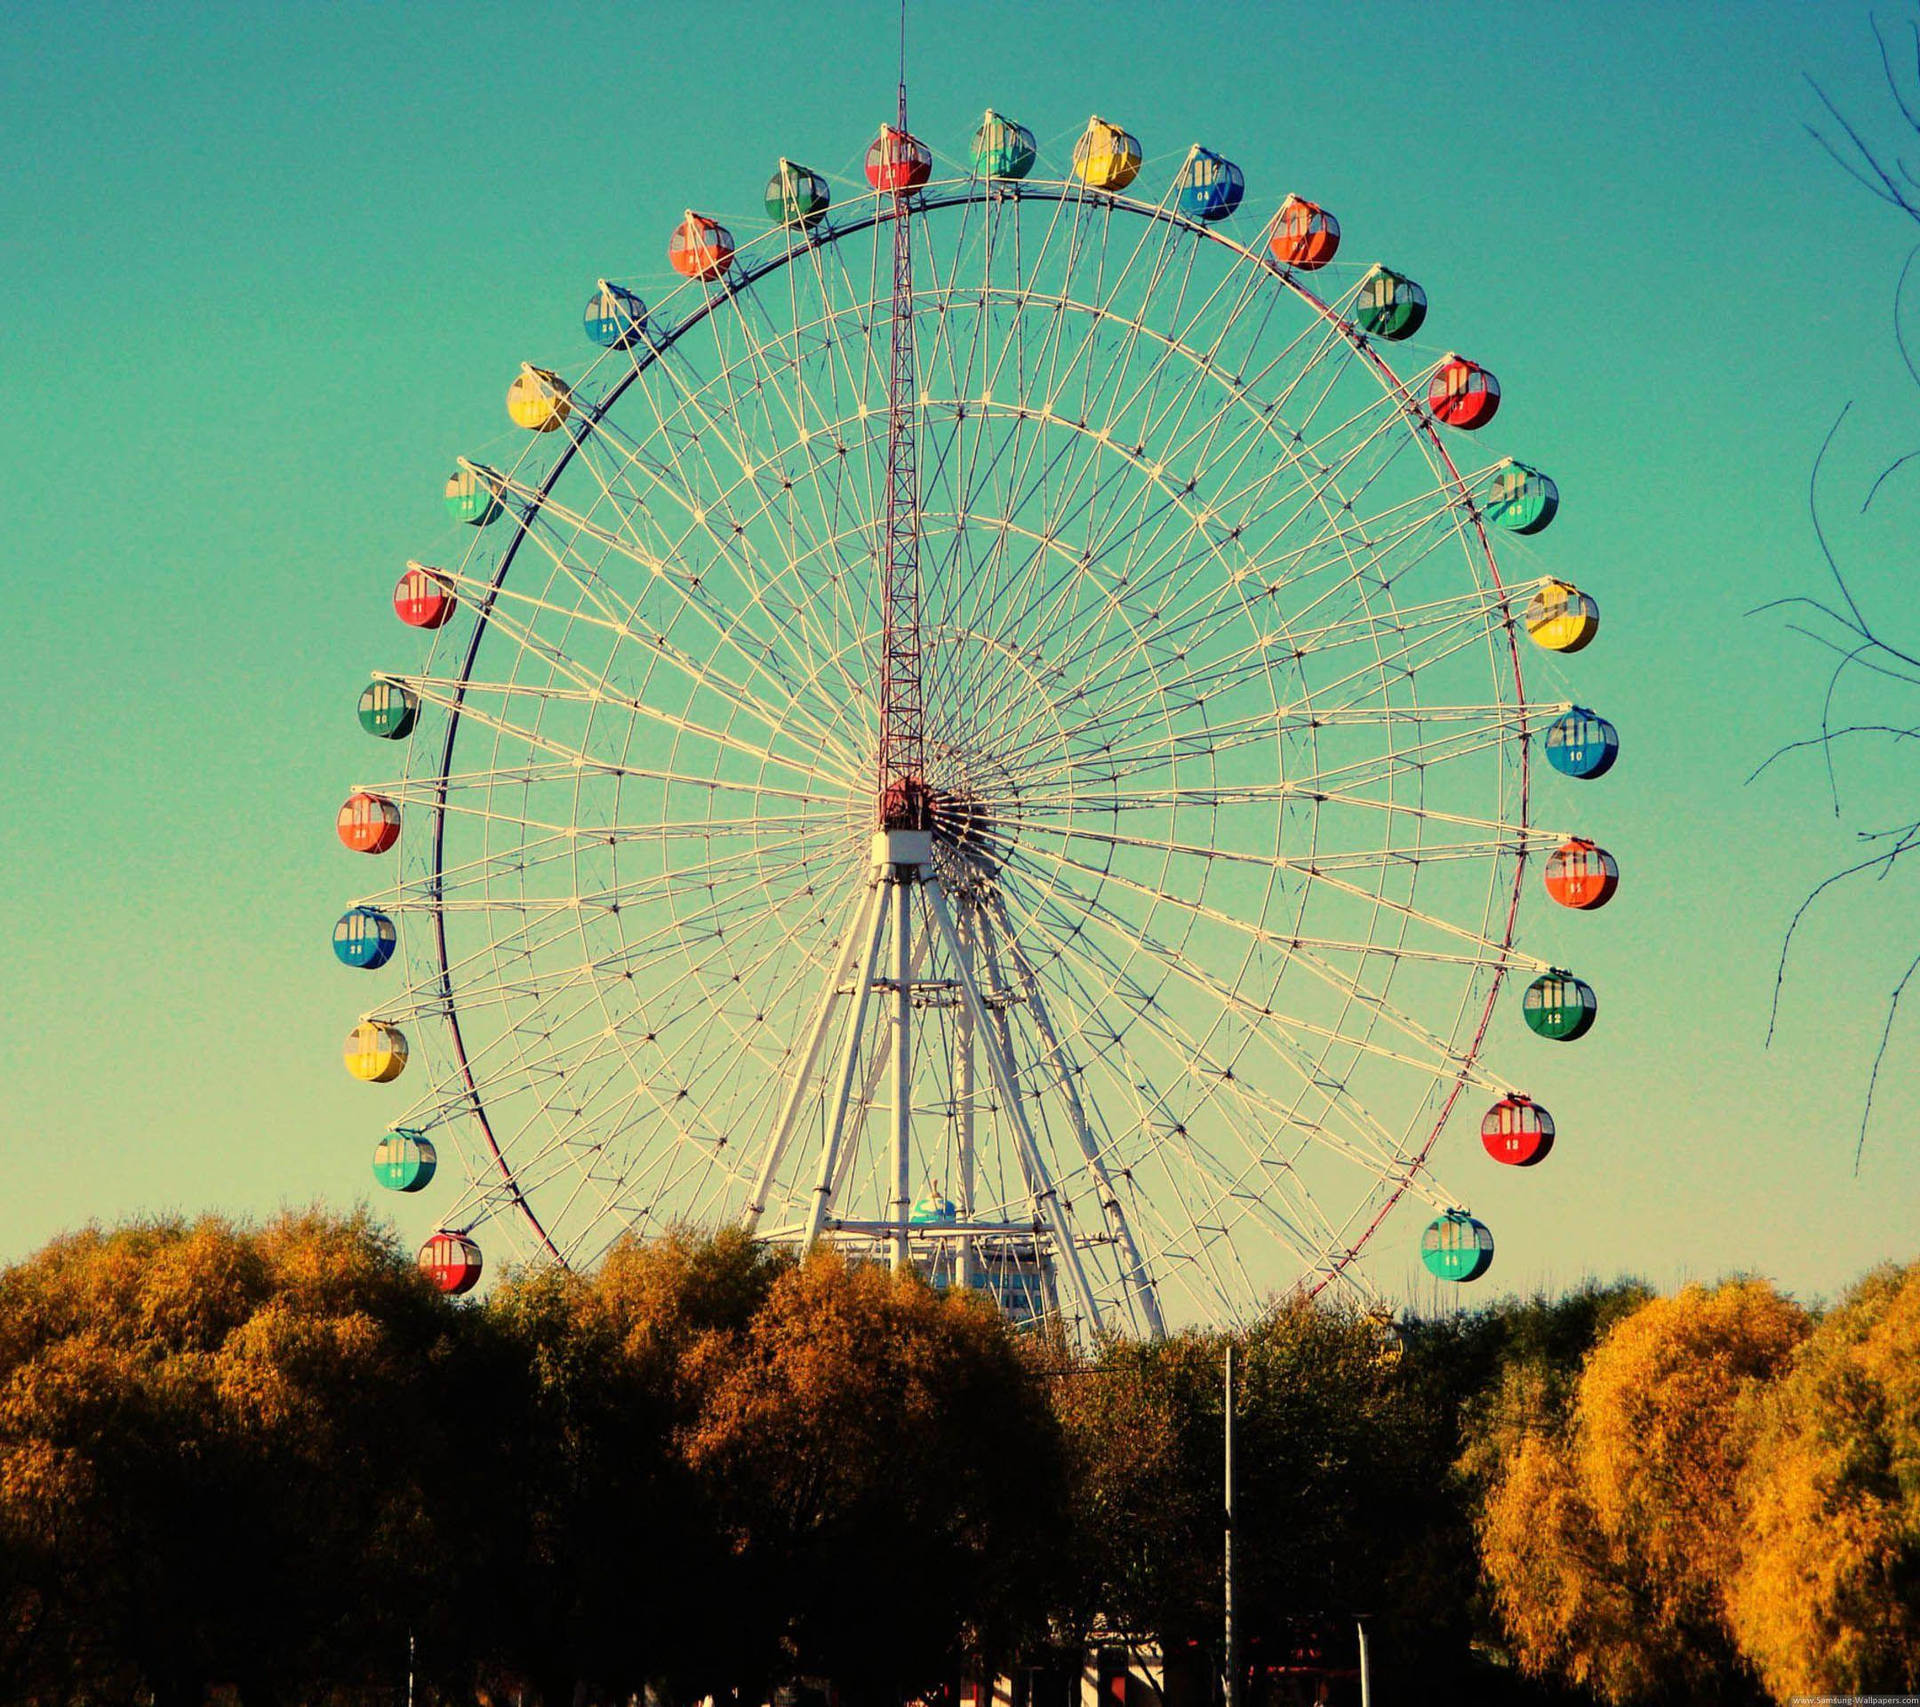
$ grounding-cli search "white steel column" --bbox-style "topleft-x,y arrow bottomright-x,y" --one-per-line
987,897 -> 1166,1338
923,876 -> 1104,1332
744,878 -> 879,1232
889,869 -> 915,1272
801,878 -> 891,1250
955,895 -> 977,1291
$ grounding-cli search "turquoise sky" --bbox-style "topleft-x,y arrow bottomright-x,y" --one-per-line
6,0 -> 1918,1307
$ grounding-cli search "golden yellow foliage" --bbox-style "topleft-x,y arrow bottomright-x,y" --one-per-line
1729,1259 -> 1920,1700
1476,1278 -> 1809,1703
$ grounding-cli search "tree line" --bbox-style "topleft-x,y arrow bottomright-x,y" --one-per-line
0,1212 -> 1914,1706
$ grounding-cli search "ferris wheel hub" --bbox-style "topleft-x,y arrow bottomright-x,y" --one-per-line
871,828 -> 932,869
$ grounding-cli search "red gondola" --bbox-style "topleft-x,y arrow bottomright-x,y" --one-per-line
1480,1095 -> 1555,1167
394,563 -> 456,629
1268,195 -> 1340,270
669,211 -> 735,282
1428,356 -> 1501,429
418,1231 -> 482,1295
1544,837 -> 1619,910
866,123 -> 932,193
336,791 -> 401,854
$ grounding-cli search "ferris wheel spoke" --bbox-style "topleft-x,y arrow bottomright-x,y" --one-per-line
1006,870 -> 1465,1219
1008,586 -> 1515,778
1004,810 -> 1538,965
996,883 -> 1385,1285
378,869 -> 840,1042
1015,689 -> 1529,810
426,556 -> 859,776
692,299 -> 896,706
1003,832 -> 1495,1088
394,657 -> 861,799
408,812 -> 846,922
1011,697 -> 1543,798
482,465 -> 868,748
1006,827 -> 1532,1057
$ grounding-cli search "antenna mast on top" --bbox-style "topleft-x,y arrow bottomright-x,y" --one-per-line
876,0 -> 928,830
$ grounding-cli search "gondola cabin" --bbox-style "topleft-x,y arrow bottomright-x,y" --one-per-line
1422,1211 -> 1494,1282
1544,707 -> 1620,779
1523,971 -> 1598,1041
336,791 -> 401,854
1525,580 -> 1601,653
394,564 -> 456,629
506,367 -> 571,433
419,1231 -> 482,1295
1268,195 -> 1339,270
373,1130 -> 437,1193
973,109 -> 1036,180
344,1020 -> 409,1083
444,466 -> 503,527
766,159 -> 831,228
910,1192 -> 959,1226
1073,117 -> 1143,191
1486,460 -> 1559,534
357,679 -> 418,740
1428,356 -> 1501,429
669,212 -> 735,281
1355,266 -> 1426,339
1174,146 -> 1244,221
332,906 -> 397,970
1545,838 -> 1619,910
1481,1095 -> 1555,1166
866,125 -> 932,193
583,283 -> 648,348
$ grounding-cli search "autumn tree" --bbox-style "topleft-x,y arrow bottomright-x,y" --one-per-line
469,1227 -> 789,1705
1474,1279 -> 1809,1705
1729,1258 -> 1920,1699
0,1211 -> 476,1706
685,1251 -> 1065,1705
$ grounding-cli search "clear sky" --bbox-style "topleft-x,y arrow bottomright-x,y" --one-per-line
5,0 -> 1917,1308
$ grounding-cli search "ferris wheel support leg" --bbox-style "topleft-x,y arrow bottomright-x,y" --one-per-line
955,897 -> 978,1293
744,879 -> 880,1232
889,871 -> 915,1273
986,898 -> 1166,1340
924,877 -> 1105,1334
801,878 -> 891,1252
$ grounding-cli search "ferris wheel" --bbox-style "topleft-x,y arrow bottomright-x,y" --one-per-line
331,100 -> 1620,1330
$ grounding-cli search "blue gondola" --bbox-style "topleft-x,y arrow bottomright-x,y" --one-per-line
1544,707 -> 1619,780
333,906 -> 397,970
1174,146 -> 1244,221
583,283 -> 648,349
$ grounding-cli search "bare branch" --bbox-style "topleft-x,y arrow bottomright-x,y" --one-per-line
1806,75 -> 1920,219
1812,406 -> 1875,634
1895,243 -> 1920,389
1873,12 -> 1920,133
1860,446 -> 1920,508
1857,943 -> 1920,1171
1767,839 -> 1920,1043
1745,723 -> 1920,785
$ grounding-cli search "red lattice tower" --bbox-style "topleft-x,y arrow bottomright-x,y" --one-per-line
876,75 -> 930,832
